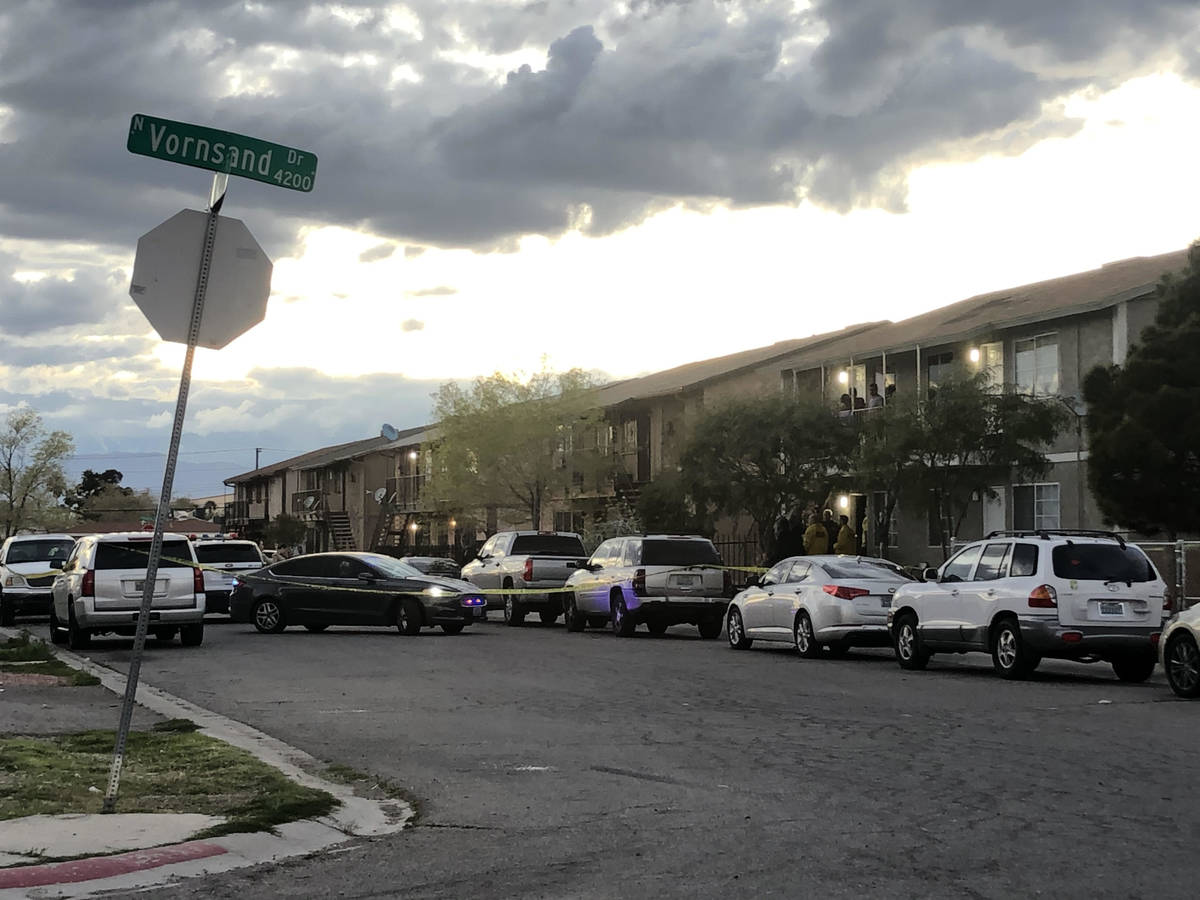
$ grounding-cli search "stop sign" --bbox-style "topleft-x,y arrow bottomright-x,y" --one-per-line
129,209 -> 272,349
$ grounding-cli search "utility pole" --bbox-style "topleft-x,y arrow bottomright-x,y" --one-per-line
256,447 -> 263,470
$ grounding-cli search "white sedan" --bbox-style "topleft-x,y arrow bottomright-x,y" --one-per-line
726,555 -> 914,657
1161,604 -> 1200,698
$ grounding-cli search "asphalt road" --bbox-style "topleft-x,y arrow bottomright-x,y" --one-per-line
77,616 -> 1197,899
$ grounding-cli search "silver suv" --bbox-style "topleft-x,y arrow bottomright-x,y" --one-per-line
50,532 -> 206,649
561,535 -> 730,638
888,530 -> 1166,680
0,534 -> 75,625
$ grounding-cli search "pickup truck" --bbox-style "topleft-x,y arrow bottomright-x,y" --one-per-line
460,531 -> 587,626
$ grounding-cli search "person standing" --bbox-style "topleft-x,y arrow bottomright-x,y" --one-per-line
834,515 -> 856,555
821,509 -> 837,554
867,383 -> 884,409
802,515 -> 826,555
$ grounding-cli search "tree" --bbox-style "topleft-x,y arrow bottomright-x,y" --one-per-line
635,470 -> 711,537
65,468 -> 129,519
427,368 -> 611,529
0,409 -> 74,538
265,513 -> 307,549
678,396 -> 856,557
853,374 -> 1066,558
1084,242 -> 1200,538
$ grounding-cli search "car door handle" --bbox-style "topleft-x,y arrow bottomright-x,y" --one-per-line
950,589 -> 959,596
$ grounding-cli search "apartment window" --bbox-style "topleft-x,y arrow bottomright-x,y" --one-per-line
979,341 -> 1004,389
553,511 -> 585,533
1014,333 -> 1059,396
926,352 -> 955,390
872,491 -> 898,550
1014,483 -> 1060,530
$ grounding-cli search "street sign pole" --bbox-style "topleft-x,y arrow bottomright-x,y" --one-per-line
102,174 -> 225,814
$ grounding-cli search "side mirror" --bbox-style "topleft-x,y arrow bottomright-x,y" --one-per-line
587,562 -> 602,572
922,567 -> 940,582
744,575 -> 760,587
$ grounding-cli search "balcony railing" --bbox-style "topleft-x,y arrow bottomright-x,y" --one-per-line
292,489 -> 325,517
386,476 -> 427,511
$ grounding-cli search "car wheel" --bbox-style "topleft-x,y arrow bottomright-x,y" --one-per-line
1164,632 -> 1200,698
304,624 -> 328,633
67,604 -> 91,651
538,610 -> 558,626
440,622 -> 465,635
611,595 -> 635,637
1111,651 -> 1157,683
793,611 -> 822,659
0,594 -> 14,627
503,588 -> 525,627
396,597 -> 423,635
697,619 -> 721,640
587,617 -> 609,630
563,593 -> 586,633
153,627 -> 178,642
252,598 -> 286,634
180,623 -> 204,647
991,617 -> 1038,679
727,607 -> 752,649
49,606 -> 67,645
893,613 -> 930,670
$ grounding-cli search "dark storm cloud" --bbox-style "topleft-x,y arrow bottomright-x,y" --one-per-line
0,335 -> 157,367
0,255 -> 129,336
1,0 -> 1198,254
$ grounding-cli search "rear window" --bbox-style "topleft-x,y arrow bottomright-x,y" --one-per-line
641,539 -> 722,567
95,540 -> 192,570
1052,544 -> 1156,582
510,534 -> 586,556
194,544 -> 263,564
820,560 -> 912,582
5,539 -> 74,564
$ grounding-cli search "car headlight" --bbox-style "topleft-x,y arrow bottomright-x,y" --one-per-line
4,574 -> 26,588
424,586 -> 448,597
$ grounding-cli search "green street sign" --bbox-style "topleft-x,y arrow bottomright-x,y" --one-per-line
127,113 -> 317,192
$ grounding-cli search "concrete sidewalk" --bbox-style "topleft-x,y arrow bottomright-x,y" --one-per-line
0,626 -> 413,898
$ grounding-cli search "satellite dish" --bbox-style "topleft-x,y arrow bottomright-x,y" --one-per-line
373,487 -> 387,503
303,495 -> 316,509
380,423 -> 399,441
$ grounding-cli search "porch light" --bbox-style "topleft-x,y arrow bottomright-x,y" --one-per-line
409,522 -> 419,533
837,370 -> 849,384
408,450 -> 419,460
449,519 -> 457,528
838,494 -> 850,510
968,346 -> 981,364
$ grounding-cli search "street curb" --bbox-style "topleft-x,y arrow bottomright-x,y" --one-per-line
0,626 -> 414,897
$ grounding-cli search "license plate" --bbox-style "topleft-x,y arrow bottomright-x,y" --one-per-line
880,597 -> 891,608
134,580 -> 145,592
673,575 -> 697,586
1099,600 -> 1124,616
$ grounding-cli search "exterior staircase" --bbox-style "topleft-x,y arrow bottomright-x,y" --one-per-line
327,511 -> 357,551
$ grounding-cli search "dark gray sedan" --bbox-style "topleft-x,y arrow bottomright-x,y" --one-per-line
229,552 -> 486,635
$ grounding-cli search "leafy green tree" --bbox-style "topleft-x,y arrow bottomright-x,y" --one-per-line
678,396 -> 855,556
80,484 -> 155,523
428,368 -> 611,529
64,468 -> 127,517
1084,242 -> 1200,537
266,513 -> 307,549
0,409 -> 74,538
853,374 -> 1066,558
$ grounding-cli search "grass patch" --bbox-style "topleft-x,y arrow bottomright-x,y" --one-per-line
0,632 -> 54,663
0,729 -> 339,837
0,659 -> 99,686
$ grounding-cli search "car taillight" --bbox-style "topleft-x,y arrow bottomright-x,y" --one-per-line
194,567 -> 204,593
81,570 -> 94,598
523,558 -> 534,582
822,585 -> 869,600
1028,585 -> 1057,608
633,568 -> 646,596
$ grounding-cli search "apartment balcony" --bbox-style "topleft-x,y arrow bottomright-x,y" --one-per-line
292,489 -> 326,521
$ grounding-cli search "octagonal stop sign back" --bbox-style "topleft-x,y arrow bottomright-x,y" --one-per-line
129,209 -> 272,349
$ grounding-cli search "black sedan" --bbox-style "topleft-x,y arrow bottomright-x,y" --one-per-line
229,552 -> 486,635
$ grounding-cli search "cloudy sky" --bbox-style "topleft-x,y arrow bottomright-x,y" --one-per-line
3,0 -> 1200,496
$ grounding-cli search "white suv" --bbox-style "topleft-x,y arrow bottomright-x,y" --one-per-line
0,534 -> 76,625
192,538 -> 265,615
50,532 -> 206,650
561,535 -> 730,638
888,530 -> 1166,681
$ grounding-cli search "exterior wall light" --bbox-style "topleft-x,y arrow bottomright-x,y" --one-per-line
838,494 -> 850,510
968,347 -> 981,364
409,522 -> 419,533
837,371 -> 849,384
408,450 -> 419,460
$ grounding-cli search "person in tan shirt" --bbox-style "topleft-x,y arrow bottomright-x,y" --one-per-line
834,515 -> 857,555
802,515 -> 827,555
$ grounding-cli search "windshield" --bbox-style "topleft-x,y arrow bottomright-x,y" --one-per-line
819,559 -> 913,581
403,558 -> 460,576
6,539 -> 74,564
95,540 -> 193,570
194,543 -> 263,564
641,539 -> 722,567
510,534 -> 586,556
1051,544 -> 1156,582
360,554 -> 424,579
